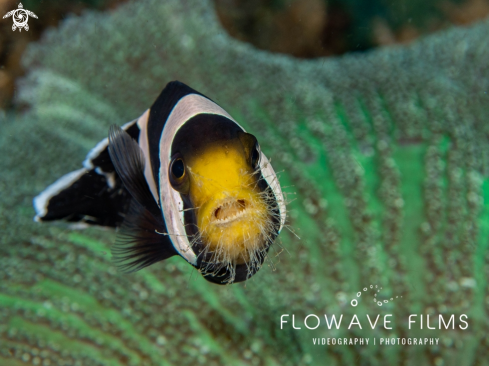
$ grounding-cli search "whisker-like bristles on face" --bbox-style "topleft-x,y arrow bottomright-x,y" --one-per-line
191,178 -> 289,284
283,224 -> 300,239
169,124 -> 289,284
179,206 -> 201,213
155,229 -> 190,238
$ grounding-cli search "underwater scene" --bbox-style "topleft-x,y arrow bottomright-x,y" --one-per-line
1,0 -> 489,365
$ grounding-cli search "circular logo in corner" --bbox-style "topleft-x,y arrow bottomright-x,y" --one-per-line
3,3 -> 38,32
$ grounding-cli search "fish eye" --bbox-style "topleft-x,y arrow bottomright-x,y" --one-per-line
251,142 -> 260,168
171,158 -> 185,179
238,132 -> 260,169
169,154 -> 189,194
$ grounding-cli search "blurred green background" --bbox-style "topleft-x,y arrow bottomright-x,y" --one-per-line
1,0 -> 488,109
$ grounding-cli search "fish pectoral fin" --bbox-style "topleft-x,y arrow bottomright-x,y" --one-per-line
108,124 -> 160,217
112,200 -> 176,273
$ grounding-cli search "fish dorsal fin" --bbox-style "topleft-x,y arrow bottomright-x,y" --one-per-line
111,200 -> 176,273
108,125 -> 160,217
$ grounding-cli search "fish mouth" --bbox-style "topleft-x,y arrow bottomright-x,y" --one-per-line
212,199 -> 250,225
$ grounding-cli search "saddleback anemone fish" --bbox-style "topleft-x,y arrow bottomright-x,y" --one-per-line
33,81 -> 286,284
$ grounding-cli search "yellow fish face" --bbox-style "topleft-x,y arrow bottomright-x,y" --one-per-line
169,115 -> 281,282
187,141 -> 269,265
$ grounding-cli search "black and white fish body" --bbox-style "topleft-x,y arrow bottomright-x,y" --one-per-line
34,81 -> 286,284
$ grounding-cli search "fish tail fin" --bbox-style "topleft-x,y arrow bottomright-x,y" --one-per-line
33,120 -> 141,227
33,167 -> 130,227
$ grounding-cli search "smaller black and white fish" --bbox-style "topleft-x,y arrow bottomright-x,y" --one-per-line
34,81 -> 286,284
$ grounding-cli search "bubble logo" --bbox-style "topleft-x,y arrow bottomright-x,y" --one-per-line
2,3 -> 38,32
350,285 -> 402,307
